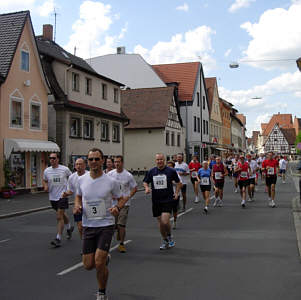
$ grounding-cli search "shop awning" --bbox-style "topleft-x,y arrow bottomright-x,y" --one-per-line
216,147 -> 228,151
4,138 -> 60,159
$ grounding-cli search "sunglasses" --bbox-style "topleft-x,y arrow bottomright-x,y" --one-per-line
88,157 -> 101,161
49,157 -> 57,160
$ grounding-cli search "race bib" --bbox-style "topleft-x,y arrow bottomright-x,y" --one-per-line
52,175 -> 63,186
153,175 -> 167,189
191,171 -> 198,178
240,171 -> 248,178
215,172 -> 222,180
85,199 -> 106,220
267,168 -> 275,175
201,177 -> 210,185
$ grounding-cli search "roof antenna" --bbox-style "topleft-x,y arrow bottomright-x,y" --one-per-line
51,7 -> 59,42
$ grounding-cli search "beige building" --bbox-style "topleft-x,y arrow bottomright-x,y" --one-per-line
0,11 -> 59,190
37,25 -> 128,167
121,87 -> 185,170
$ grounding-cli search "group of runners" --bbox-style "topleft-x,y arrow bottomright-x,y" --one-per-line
42,148 -> 288,299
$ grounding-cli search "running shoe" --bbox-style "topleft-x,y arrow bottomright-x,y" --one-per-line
217,199 -> 223,207
118,244 -> 126,253
247,197 -> 253,202
96,292 -> 108,300
241,200 -> 246,208
213,198 -> 218,207
270,200 -> 276,208
160,240 -> 170,250
235,188 -> 238,193
204,206 -> 208,214
50,238 -> 61,247
194,196 -> 200,203
167,236 -> 175,248
66,226 -> 74,240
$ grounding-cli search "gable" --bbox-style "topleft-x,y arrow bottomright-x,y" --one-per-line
166,96 -> 181,130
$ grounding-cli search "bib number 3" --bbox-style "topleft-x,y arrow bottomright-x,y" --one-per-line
86,200 -> 106,220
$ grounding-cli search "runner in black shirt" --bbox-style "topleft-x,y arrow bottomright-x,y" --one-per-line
143,153 -> 181,250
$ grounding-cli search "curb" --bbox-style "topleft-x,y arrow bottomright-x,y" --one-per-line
292,196 -> 301,261
0,189 -> 145,220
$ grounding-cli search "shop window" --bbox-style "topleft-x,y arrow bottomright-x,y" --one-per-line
70,116 -> 81,137
101,121 -> 109,141
30,102 -> 41,129
114,88 -> 119,103
10,153 -> 26,188
112,123 -> 120,142
21,50 -> 29,72
102,83 -> 107,100
84,119 -> 93,138
10,97 -> 23,128
72,72 -> 80,92
85,78 -> 92,95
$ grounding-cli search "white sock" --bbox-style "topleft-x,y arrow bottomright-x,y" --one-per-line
66,223 -> 71,230
56,234 -> 61,240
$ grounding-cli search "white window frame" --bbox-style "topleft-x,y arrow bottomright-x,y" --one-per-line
112,123 -> 120,142
101,121 -> 110,141
72,72 -> 80,92
70,115 -> 82,137
83,118 -> 94,138
20,42 -> 30,72
85,77 -> 92,96
10,96 -> 24,129
114,88 -> 119,103
30,99 -> 42,130
102,83 -> 108,100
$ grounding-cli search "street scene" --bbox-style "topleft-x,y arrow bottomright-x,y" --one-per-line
1,1 -> 301,299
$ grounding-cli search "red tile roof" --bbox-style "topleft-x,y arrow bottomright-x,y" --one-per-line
261,123 -> 268,132
281,128 -> 296,145
236,114 -> 246,126
262,114 -> 293,136
152,62 -> 200,102
121,87 -> 175,129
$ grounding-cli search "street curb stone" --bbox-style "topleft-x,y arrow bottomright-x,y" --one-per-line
292,196 -> 301,261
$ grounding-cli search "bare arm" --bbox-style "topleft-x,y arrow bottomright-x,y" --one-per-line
143,182 -> 151,194
43,180 -> 48,192
73,194 -> 83,214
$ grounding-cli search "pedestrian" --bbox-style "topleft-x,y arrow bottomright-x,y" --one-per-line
279,155 -> 288,183
43,152 -> 73,247
62,158 -> 88,240
74,148 -> 126,300
107,155 -> 137,253
188,155 -> 202,203
143,153 -> 181,250
175,153 -> 190,211
196,161 -> 211,214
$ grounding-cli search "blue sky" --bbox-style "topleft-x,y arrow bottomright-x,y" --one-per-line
2,0 -> 301,135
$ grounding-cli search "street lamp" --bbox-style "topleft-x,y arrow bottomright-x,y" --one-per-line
297,57 -> 301,72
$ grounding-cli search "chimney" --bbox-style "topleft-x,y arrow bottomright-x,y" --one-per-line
117,46 -> 126,54
43,24 -> 53,41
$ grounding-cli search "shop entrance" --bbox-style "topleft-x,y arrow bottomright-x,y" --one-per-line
30,152 -> 41,187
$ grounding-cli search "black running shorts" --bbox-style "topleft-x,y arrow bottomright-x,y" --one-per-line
266,175 -> 277,186
50,198 -> 69,211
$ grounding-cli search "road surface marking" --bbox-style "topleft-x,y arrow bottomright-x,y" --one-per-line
170,207 -> 193,221
0,239 -> 10,244
57,240 -> 132,276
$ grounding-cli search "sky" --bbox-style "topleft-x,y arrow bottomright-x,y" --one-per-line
2,0 -> 301,136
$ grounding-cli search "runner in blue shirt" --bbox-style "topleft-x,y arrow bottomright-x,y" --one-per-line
143,153 -> 181,250
196,161 -> 212,214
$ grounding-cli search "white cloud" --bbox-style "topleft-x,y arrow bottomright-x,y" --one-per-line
229,0 -> 255,13
176,3 -> 189,12
134,26 -> 216,71
224,49 -> 232,57
63,1 -> 126,58
240,1 -> 301,70
0,0 -> 36,12
37,0 -> 55,17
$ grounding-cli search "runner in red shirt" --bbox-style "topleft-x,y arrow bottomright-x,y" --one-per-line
235,155 -> 251,208
262,151 -> 279,207
212,156 -> 228,207
189,155 -> 202,204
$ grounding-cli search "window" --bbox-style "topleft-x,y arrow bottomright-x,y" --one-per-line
274,138 -> 278,142
72,73 -> 80,92
197,92 -> 200,107
112,123 -> 120,142
206,121 -> 208,134
84,119 -> 93,138
197,117 -> 200,133
10,98 -> 23,128
203,120 -> 206,134
21,50 -> 29,72
30,103 -> 41,129
274,130 -> 278,134
177,134 -> 181,147
281,146 -> 286,151
70,116 -> 81,137
114,88 -> 119,103
102,83 -> 107,100
203,96 -> 205,110
171,132 -> 175,146
194,116 -> 197,132
85,78 -> 92,95
101,121 -> 109,141
166,131 -> 170,145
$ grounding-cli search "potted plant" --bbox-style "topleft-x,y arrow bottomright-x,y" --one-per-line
1,159 -> 13,198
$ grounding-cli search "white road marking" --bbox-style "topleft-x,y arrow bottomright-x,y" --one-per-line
170,207 -> 193,221
0,239 -> 10,244
57,240 -> 132,276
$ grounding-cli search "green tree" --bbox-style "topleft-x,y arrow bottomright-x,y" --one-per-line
295,131 -> 301,154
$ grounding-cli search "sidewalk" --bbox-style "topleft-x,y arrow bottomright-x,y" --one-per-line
0,176 -> 145,219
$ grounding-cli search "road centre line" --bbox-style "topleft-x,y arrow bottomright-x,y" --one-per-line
0,239 -> 10,244
57,239 -> 132,276
170,207 -> 193,221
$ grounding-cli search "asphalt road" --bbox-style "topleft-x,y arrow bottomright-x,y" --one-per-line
1,174 -> 301,300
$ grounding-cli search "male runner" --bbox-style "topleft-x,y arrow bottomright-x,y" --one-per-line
209,154 -> 216,170
232,154 -> 240,192
108,156 -> 137,253
212,156 -> 228,207
235,155 -> 251,208
62,158 -> 88,239
257,153 -> 265,181
247,154 -> 258,202
43,152 -> 73,247
188,155 -> 202,203
104,157 -> 114,174
175,153 -> 190,211
143,153 -> 181,250
279,156 -> 288,183
262,151 -> 279,208
74,148 -> 126,300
